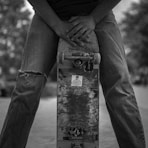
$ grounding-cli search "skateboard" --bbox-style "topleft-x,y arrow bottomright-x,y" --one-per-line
57,31 -> 100,148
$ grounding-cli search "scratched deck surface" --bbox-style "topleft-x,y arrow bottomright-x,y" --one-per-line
57,32 -> 100,148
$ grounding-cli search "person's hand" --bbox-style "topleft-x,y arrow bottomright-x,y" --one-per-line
67,15 -> 96,44
53,20 -> 78,46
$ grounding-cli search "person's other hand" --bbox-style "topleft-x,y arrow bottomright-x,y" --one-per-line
67,15 -> 96,43
53,20 -> 83,47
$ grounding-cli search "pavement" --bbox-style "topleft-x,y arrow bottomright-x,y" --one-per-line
0,85 -> 148,148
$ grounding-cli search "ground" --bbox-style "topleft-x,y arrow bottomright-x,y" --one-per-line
0,85 -> 148,148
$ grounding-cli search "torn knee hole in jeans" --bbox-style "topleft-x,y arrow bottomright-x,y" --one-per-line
18,70 -> 48,80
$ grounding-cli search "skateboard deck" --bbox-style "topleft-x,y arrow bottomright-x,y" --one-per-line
57,31 -> 100,148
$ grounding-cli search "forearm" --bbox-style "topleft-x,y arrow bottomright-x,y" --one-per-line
90,0 -> 121,24
27,0 -> 61,30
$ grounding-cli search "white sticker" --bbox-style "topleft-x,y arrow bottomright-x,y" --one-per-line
71,75 -> 83,87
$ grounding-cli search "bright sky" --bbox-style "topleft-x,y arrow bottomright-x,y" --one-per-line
25,0 -> 139,22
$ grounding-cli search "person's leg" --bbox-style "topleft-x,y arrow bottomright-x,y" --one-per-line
95,12 -> 146,148
0,14 -> 59,148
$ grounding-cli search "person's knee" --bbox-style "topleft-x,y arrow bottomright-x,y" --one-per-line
114,65 -> 130,83
14,70 -> 47,93
101,64 -> 136,102
102,64 -> 138,107
101,64 -> 130,88
11,70 -> 47,112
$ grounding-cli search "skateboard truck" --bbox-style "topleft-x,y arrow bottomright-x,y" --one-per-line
60,52 -> 100,72
73,59 -> 92,72
71,53 -> 100,72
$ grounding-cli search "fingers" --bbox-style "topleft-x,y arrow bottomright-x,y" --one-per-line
65,16 -> 93,46
67,24 -> 83,39
67,24 -> 90,39
71,27 -> 87,39
80,29 -> 92,43
67,17 -> 93,43
64,36 -> 77,47
69,16 -> 79,23
67,26 -> 92,43
68,16 -> 82,27
66,37 -> 85,47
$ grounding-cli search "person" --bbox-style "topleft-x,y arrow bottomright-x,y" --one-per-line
0,0 -> 146,147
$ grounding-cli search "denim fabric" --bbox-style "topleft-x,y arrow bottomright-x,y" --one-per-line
94,12 -> 146,148
0,71 -> 47,148
0,11 -> 146,148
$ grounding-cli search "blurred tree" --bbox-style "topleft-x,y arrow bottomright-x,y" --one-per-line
121,0 -> 148,67
0,0 -> 31,78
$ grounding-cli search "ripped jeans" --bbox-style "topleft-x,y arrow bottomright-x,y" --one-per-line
0,11 -> 146,148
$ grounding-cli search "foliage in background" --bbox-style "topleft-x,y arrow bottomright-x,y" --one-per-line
121,0 -> 148,68
0,0 -> 31,78
120,0 -> 148,85
0,0 -> 148,87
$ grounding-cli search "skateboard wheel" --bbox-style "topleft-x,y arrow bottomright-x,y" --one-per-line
74,59 -> 83,66
94,53 -> 101,64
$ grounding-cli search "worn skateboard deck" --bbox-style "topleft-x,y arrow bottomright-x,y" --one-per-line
57,31 -> 100,148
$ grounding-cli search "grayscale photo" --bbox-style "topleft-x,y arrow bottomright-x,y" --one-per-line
0,0 -> 147,148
